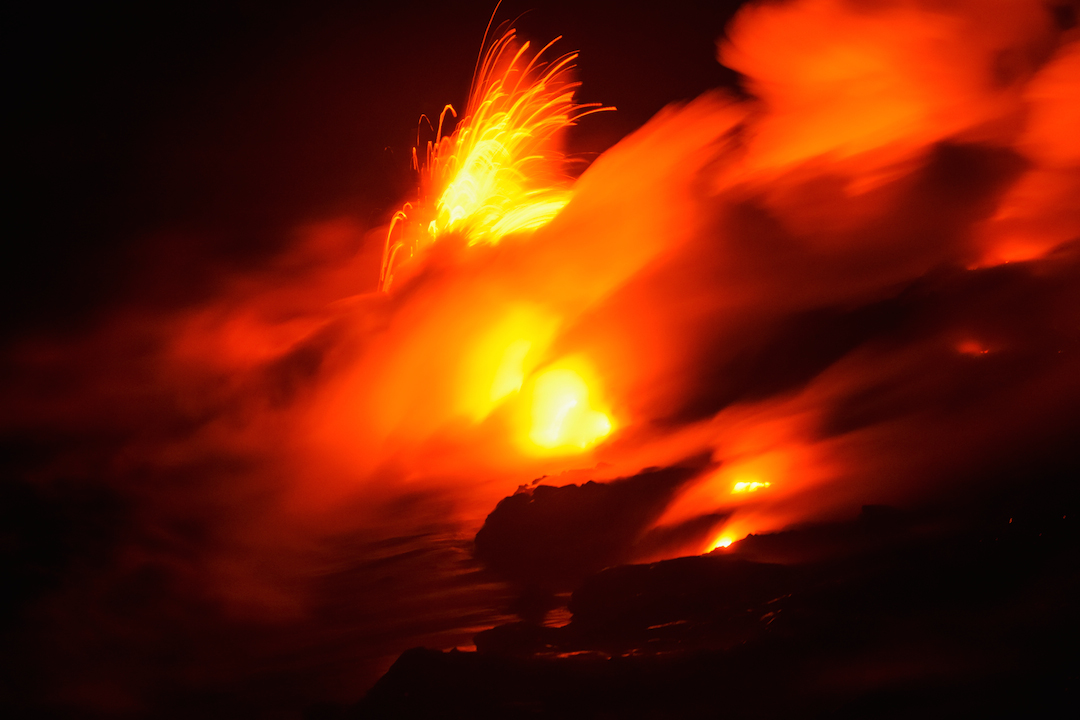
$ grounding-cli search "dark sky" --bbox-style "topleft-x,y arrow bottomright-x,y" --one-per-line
5,0 -> 744,344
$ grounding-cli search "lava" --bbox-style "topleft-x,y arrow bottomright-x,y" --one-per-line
529,364 -> 612,450
379,20 -> 611,291
5,0 -> 1079,714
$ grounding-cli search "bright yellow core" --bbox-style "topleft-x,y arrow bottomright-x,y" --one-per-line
732,481 -> 771,493
529,368 -> 611,449
490,339 -> 533,403
711,537 -> 733,550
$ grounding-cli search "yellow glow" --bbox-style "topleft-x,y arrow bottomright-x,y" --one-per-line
379,28 -> 611,290
529,367 -> 611,449
490,339 -> 533,402
458,307 -> 558,422
711,536 -> 733,550
732,480 -> 771,493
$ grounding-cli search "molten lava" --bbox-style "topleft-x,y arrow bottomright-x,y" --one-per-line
529,365 -> 612,451
379,23 -> 611,291
732,481 -> 770,494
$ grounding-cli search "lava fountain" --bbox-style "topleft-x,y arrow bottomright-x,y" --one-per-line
380,23 -> 612,290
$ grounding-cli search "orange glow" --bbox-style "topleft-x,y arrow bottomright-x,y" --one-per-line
719,0 -> 1049,178
379,26 -> 611,290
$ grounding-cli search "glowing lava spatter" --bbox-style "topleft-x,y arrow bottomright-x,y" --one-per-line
379,22 -> 612,291
732,481 -> 771,493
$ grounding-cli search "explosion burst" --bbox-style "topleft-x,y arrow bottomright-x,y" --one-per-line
379,21 -> 612,290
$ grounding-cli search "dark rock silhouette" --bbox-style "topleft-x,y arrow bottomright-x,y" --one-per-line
474,457 -> 712,591
353,488 -> 1078,719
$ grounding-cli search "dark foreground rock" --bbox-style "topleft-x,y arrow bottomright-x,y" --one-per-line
341,499 -> 1078,720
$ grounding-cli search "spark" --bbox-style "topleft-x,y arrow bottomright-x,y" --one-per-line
380,25 -> 612,290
